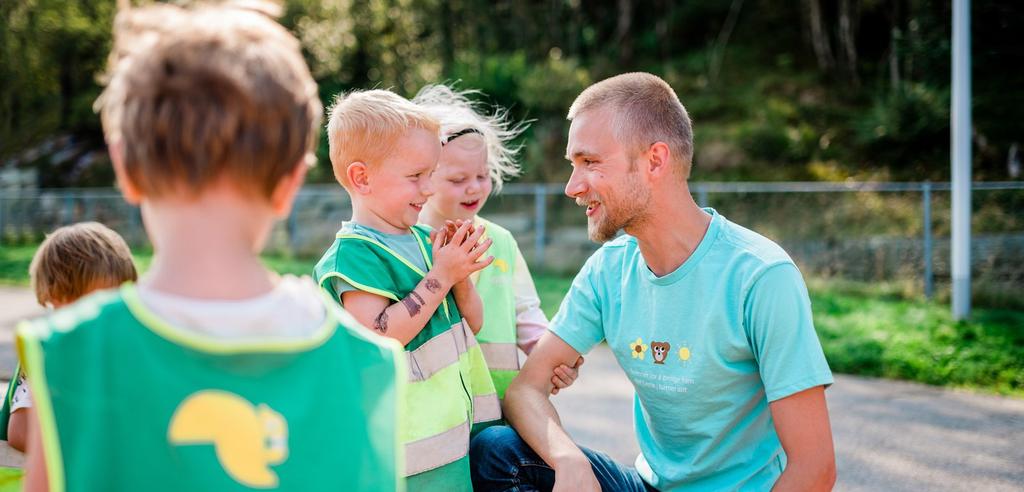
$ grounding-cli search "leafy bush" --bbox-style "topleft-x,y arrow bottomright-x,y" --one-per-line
855,83 -> 949,174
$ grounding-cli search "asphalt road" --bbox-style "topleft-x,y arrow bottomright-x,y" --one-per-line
2,286 -> 1022,490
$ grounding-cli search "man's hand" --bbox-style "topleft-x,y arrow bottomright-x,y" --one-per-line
430,220 -> 493,287
553,454 -> 600,492
550,356 -> 584,395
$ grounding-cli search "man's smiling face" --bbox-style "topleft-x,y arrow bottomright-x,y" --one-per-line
564,107 -> 652,242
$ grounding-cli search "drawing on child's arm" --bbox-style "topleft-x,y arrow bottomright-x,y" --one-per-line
373,310 -> 389,334
401,291 -> 425,317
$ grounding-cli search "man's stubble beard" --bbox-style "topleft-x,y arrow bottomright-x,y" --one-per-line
588,168 -> 652,243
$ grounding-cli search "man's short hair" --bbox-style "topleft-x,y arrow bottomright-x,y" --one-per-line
326,89 -> 440,189
30,222 -> 138,306
568,72 -> 694,177
96,1 -> 322,200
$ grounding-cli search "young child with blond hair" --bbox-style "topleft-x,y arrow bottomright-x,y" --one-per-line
313,88 -> 499,491
1,222 -> 137,453
17,3 -> 405,491
413,84 -> 583,400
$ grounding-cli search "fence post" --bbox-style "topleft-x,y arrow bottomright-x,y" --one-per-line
130,205 -> 142,244
287,197 -> 299,256
696,184 -> 709,208
62,193 -> 73,226
534,184 -> 547,267
0,194 -> 5,244
923,181 -> 934,299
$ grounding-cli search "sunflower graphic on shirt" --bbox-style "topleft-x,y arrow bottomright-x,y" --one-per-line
629,337 -> 648,360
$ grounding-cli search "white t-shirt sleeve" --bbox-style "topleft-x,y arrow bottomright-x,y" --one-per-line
512,249 -> 548,355
10,372 -> 32,412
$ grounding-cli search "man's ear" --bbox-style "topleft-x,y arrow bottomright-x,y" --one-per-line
347,161 -> 371,194
645,141 -> 673,180
109,140 -> 144,205
270,162 -> 309,217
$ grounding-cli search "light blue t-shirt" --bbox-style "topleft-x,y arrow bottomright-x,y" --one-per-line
550,209 -> 833,491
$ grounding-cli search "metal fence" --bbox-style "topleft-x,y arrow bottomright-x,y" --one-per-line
2,181 -> 1022,303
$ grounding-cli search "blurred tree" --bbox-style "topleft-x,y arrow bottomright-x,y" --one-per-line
1,0 -> 1021,185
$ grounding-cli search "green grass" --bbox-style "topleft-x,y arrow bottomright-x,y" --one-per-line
0,246 -> 39,287
3,245 -> 1021,397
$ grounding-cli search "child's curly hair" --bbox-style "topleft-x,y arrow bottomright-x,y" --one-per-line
413,84 -> 531,193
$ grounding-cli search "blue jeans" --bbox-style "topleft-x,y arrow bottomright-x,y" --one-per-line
470,425 -> 655,492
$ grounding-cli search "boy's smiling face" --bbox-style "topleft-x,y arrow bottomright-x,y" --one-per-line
363,128 -> 442,232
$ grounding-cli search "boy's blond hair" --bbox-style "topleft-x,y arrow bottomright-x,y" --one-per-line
568,72 -> 694,178
326,89 -> 440,189
30,222 -> 138,307
413,84 -> 530,193
96,1 -> 322,200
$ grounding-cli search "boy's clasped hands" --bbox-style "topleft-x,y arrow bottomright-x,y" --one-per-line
430,219 -> 493,289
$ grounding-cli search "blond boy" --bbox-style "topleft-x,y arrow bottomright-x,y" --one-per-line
17,4 -> 405,491
1,222 -> 137,453
313,89 -> 499,491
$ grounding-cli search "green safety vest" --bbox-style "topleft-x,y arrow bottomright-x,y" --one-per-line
0,366 -> 22,491
17,285 -> 406,492
471,217 -> 522,399
314,225 -> 500,491
0,363 -> 26,491
0,363 -> 22,441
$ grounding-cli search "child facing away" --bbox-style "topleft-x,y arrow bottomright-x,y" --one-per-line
0,222 -> 138,453
413,84 -> 584,400
16,3 -> 406,491
313,89 -> 500,492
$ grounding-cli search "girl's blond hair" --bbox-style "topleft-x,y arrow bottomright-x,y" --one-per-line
413,84 -> 530,193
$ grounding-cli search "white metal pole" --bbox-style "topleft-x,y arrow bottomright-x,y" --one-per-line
951,0 -> 972,320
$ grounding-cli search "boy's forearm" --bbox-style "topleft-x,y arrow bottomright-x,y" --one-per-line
24,408 -> 47,492
8,408 -> 28,452
374,275 -> 452,345
452,280 -> 484,334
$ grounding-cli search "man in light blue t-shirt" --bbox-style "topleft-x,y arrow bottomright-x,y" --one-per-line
470,73 -> 836,491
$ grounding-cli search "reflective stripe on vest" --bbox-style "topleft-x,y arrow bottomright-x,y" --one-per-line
478,342 -> 520,371
407,321 -> 477,382
405,421 -> 470,476
472,394 -> 501,423
402,320 -> 501,472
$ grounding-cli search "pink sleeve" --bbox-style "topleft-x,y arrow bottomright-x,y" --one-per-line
512,250 -> 548,355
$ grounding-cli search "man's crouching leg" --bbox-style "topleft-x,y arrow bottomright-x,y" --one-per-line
470,425 -> 653,492
470,425 -> 557,492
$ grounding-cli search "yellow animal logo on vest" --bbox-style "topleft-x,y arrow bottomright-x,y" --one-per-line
168,390 -> 288,488
493,258 -> 510,273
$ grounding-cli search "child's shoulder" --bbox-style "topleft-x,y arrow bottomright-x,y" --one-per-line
18,288 -> 128,344
313,232 -> 408,295
314,232 -> 386,273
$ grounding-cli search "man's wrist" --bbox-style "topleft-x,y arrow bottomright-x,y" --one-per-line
550,449 -> 590,473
